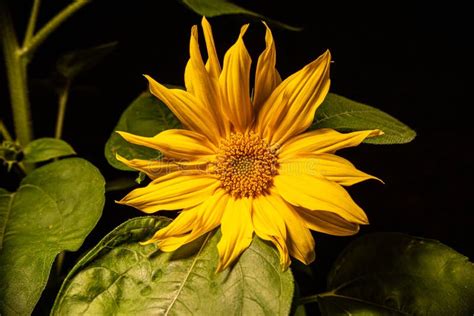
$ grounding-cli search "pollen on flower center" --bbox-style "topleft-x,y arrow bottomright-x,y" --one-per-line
215,132 -> 278,198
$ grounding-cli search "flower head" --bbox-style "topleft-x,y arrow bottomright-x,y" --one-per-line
117,18 -> 382,271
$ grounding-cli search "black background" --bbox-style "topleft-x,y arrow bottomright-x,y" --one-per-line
1,0 -> 473,314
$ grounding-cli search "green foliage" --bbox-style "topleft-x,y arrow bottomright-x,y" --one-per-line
313,93 -> 416,144
56,42 -> 117,81
180,0 -> 301,31
105,92 -> 180,171
0,158 -> 105,316
22,137 -> 76,163
316,233 -> 474,315
52,216 -> 294,315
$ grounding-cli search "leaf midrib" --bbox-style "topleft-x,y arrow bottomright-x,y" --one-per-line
164,232 -> 212,315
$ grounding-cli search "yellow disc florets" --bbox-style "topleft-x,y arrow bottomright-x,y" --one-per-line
215,132 -> 278,198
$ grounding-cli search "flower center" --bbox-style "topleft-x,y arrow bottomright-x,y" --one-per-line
215,132 -> 278,198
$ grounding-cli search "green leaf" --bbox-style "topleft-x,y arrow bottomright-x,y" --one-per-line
105,92 -> 180,171
56,42 -> 117,80
316,233 -> 474,315
180,0 -> 301,31
0,158 -> 105,316
52,216 -> 294,315
313,93 -> 416,144
0,188 -> 9,194
22,137 -> 76,163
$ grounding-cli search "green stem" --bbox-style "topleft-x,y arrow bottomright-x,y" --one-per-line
0,2 -> 33,146
298,294 -> 319,305
21,0 -> 91,58
23,0 -> 42,47
55,81 -> 71,139
0,120 -> 13,141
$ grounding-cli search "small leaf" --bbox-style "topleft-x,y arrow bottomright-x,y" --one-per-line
317,233 -> 474,315
0,158 -> 105,316
22,138 -> 76,163
313,93 -> 416,144
0,188 -> 9,194
57,42 -> 117,80
180,0 -> 301,31
104,92 -> 180,171
52,216 -> 294,315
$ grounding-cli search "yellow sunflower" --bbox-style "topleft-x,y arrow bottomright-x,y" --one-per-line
117,17 -> 382,271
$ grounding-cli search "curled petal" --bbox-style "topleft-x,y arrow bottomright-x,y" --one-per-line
117,129 -> 217,161
219,24 -> 253,132
253,22 -> 281,111
142,189 -> 229,251
274,174 -> 369,225
217,197 -> 254,271
117,171 -> 219,213
279,154 -> 381,186
185,25 -> 227,137
145,75 -> 221,143
116,154 -> 210,179
296,208 -> 360,236
279,128 -> 382,158
257,50 -> 331,144
253,195 -> 290,268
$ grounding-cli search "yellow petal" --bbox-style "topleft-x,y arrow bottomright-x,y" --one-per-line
279,128 -> 382,159
253,22 -> 281,111
252,195 -> 291,268
185,25 -> 227,137
142,189 -> 229,251
201,17 -> 221,79
116,154 -> 209,179
274,174 -> 369,224
117,129 -> 216,161
219,24 -> 253,132
266,193 -> 315,264
117,171 -> 219,213
217,197 -> 254,271
296,208 -> 360,236
279,154 -> 381,186
145,75 -> 221,143
256,50 -> 331,144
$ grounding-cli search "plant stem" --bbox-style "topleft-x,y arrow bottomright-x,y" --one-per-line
298,294 -> 319,305
0,120 -> 13,141
0,2 -> 33,146
21,0 -> 91,58
23,0 -> 42,47
55,81 -> 71,139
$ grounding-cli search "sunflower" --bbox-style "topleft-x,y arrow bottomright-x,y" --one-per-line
117,17 -> 382,271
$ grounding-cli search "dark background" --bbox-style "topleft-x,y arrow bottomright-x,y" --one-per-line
1,0 -> 473,314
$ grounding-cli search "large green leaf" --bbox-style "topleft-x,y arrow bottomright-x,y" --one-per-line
22,137 -> 76,163
52,216 -> 294,315
0,158 -> 105,316
105,92 -> 180,171
313,93 -> 416,144
316,233 -> 474,315
180,0 -> 301,31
